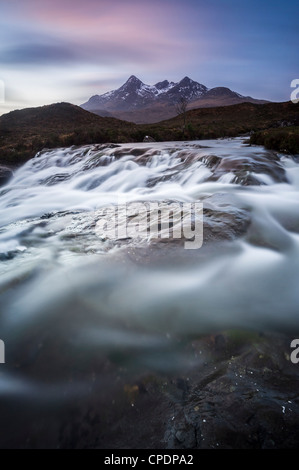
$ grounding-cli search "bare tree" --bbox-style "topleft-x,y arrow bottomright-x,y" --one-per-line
175,96 -> 189,135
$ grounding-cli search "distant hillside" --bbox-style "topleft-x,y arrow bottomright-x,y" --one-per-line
81,75 -> 268,124
0,102 -> 135,164
190,87 -> 267,110
0,101 -> 298,166
136,101 -> 299,142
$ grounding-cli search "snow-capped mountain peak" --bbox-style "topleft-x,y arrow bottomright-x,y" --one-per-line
81,75 -> 208,112
121,75 -> 144,89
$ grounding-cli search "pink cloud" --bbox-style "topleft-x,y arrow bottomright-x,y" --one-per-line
4,0 -> 197,60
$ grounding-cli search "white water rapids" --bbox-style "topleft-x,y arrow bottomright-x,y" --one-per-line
0,137 -> 299,395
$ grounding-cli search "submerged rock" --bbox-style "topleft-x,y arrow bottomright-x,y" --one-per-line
143,135 -> 156,143
65,333 -> 299,450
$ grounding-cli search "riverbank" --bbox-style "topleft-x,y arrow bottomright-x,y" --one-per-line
250,126 -> 299,154
0,101 -> 298,166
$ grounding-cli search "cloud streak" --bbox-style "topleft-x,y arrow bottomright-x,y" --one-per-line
0,1 -> 194,70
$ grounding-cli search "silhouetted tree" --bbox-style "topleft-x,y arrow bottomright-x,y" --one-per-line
175,96 -> 190,136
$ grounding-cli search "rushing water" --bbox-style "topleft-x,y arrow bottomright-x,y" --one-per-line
0,137 -> 298,447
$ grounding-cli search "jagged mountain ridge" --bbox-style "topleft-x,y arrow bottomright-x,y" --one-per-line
82,75 -> 207,112
81,75 -> 268,124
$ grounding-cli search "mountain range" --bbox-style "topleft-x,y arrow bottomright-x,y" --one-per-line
81,75 -> 268,123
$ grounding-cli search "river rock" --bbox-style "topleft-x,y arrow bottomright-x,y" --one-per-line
143,135 -> 156,143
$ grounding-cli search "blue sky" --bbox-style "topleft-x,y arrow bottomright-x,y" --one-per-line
0,0 -> 298,114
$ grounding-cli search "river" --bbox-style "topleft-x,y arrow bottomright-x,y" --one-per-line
0,137 -> 298,448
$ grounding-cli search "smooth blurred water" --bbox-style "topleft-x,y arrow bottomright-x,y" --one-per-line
0,138 -> 298,403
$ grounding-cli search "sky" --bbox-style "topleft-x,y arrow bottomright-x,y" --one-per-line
0,0 -> 298,115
